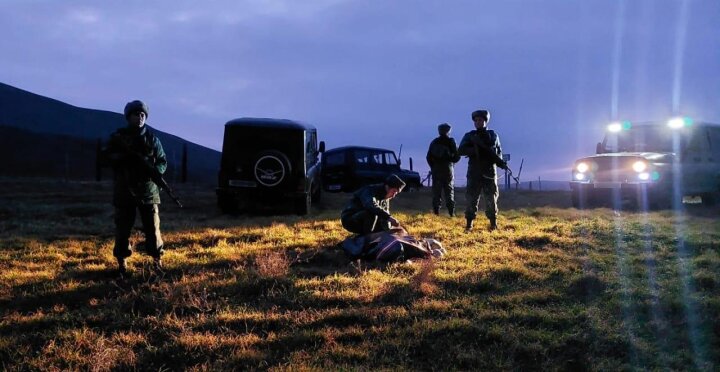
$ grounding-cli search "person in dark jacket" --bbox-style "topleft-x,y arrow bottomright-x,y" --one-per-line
103,100 -> 167,277
458,109 -> 508,231
341,174 -> 406,234
426,122 -> 461,216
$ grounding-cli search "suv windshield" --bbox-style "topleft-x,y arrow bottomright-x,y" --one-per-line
603,125 -> 688,153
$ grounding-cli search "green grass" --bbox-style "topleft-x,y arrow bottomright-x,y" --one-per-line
1,178 -> 719,370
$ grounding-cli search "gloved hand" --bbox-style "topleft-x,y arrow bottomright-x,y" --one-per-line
498,160 -> 509,170
388,216 -> 399,227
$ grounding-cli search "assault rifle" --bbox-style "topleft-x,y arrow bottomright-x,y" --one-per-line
114,136 -> 183,208
471,134 -> 519,183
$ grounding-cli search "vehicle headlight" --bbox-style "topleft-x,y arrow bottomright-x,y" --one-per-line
638,172 -> 650,180
632,161 -> 647,172
608,122 -> 622,133
575,173 -> 586,181
576,162 -> 589,173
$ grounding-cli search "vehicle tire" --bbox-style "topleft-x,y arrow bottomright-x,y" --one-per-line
311,182 -> 322,202
295,192 -> 311,215
571,188 -> 591,209
218,194 -> 238,214
253,150 -> 292,188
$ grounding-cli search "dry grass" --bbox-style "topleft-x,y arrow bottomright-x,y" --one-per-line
1,178 -> 719,370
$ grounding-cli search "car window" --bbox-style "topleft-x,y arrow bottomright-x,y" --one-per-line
306,131 -> 318,166
383,152 -> 398,166
685,127 -> 710,154
709,128 -> 720,158
355,150 -> 373,166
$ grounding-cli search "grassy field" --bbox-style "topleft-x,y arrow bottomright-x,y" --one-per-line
1,178 -> 719,371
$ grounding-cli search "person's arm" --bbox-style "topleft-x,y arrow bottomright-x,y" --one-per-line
426,140 -> 434,168
102,133 -> 129,167
494,133 -> 507,169
358,187 -> 391,219
449,138 -> 461,163
153,137 -> 168,175
457,132 -> 475,157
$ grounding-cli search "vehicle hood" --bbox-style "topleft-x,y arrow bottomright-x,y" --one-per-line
578,152 -> 676,164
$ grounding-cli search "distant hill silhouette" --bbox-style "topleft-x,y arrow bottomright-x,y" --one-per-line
0,82 -> 219,183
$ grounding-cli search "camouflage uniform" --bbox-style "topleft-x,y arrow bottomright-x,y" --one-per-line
341,184 -> 393,234
104,122 -> 167,263
426,124 -> 460,215
458,126 -> 503,228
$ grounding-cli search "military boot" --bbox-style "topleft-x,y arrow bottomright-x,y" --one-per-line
465,219 -> 473,232
117,257 -> 129,279
433,207 -> 440,215
448,207 -> 455,217
152,257 -> 165,275
489,217 -> 498,231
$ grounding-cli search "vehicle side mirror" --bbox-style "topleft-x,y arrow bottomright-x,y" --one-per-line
409,157 -> 414,171
319,141 -> 325,153
596,142 -> 603,154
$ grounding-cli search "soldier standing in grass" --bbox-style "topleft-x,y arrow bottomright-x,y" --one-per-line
341,174 -> 406,235
103,100 -> 167,278
458,109 -> 508,231
426,123 -> 461,216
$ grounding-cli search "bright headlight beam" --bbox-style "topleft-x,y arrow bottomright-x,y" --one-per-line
667,117 -> 685,129
632,161 -> 647,172
608,122 -> 622,132
576,162 -> 589,173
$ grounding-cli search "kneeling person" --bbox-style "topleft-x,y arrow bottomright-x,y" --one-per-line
341,175 -> 406,234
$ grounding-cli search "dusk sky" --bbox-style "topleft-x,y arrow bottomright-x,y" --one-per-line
1,0 -> 718,183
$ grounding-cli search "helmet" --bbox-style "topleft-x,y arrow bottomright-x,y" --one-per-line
124,100 -> 149,118
438,123 -> 451,134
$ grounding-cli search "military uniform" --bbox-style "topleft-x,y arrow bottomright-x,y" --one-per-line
458,127 -> 503,229
341,183 -> 394,234
104,122 -> 167,264
426,126 -> 460,216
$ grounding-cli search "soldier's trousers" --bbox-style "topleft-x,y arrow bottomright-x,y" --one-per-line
114,203 -> 163,259
431,173 -> 455,211
465,176 -> 498,222
341,210 -> 390,235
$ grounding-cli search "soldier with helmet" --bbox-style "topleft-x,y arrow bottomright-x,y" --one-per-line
426,122 -> 461,216
103,100 -> 167,278
458,109 -> 508,231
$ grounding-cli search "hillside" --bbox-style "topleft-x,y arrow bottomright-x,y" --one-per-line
0,82 -> 219,183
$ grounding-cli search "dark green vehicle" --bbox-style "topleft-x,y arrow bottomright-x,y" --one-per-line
216,118 -> 325,215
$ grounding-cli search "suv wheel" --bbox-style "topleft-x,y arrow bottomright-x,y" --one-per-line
218,194 -> 238,214
295,192 -> 311,215
571,188 -> 592,209
311,182 -> 322,202
254,150 -> 292,187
